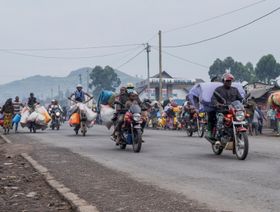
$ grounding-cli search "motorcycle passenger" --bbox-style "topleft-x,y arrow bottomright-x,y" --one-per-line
111,87 -> 128,140
208,73 -> 243,140
69,84 -> 92,103
27,93 -> 37,111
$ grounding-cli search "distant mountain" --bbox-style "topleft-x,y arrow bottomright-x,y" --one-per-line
0,67 -> 141,104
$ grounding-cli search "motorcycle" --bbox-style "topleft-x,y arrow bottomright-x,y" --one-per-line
206,98 -> 249,160
184,111 -> 207,137
68,97 -> 93,136
49,107 -> 61,130
113,101 -> 143,153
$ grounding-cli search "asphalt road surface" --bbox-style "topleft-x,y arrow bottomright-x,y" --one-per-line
6,125 -> 280,212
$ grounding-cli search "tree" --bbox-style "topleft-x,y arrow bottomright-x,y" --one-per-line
209,57 -> 255,82
208,58 -> 226,80
255,54 -> 280,84
89,65 -> 121,99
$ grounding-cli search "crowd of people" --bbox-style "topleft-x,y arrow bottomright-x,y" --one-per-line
1,73 -> 280,139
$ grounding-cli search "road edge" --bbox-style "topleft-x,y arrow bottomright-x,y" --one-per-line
0,134 -> 99,212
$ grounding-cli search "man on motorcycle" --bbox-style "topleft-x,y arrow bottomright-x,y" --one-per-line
207,73 -> 243,140
27,93 -> 37,110
48,99 -> 63,114
69,84 -> 93,133
69,84 -> 92,102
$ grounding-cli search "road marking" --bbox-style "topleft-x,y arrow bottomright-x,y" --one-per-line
0,135 -> 99,212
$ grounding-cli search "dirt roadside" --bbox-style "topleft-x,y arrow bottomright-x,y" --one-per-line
0,138 -> 73,212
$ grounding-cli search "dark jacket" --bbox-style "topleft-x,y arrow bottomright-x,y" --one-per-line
28,97 -> 37,108
211,86 -> 243,106
1,103 -> 14,114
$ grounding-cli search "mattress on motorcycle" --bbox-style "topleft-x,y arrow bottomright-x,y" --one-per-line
189,82 -> 245,112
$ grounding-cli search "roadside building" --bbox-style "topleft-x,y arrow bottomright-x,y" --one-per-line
136,71 -> 204,104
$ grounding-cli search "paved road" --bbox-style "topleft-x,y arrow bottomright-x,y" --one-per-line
7,125 -> 280,212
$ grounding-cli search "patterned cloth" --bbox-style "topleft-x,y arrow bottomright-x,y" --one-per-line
3,113 -> 13,129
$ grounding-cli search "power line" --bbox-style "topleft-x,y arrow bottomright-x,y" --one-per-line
0,43 -> 143,52
164,0 -> 268,33
152,46 -> 208,69
162,6 -> 280,48
116,48 -> 145,69
0,46 -> 141,59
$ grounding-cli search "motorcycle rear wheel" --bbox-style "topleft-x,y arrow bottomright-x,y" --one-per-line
235,132 -> 249,160
132,129 -> 142,153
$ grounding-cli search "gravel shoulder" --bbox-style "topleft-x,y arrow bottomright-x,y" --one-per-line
0,138 -> 73,212
7,133 -> 214,212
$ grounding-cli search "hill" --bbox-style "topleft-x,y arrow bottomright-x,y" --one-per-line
0,67 -> 141,104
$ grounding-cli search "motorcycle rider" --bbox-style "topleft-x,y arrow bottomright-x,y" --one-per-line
48,99 -> 63,114
69,84 -> 92,103
207,73 -> 243,141
27,93 -> 37,110
111,87 -> 128,140
69,84 -> 93,133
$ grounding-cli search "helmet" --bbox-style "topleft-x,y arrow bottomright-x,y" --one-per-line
76,84 -> 83,88
51,99 -> 56,103
222,73 -> 234,81
126,83 -> 134,89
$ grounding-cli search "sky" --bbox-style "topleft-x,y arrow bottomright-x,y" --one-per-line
0,0 -> 279,85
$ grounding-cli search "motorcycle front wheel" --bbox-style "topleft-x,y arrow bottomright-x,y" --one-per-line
186,123 -> 193,137
235,132 -> 249,160
212,144 -> 223,155
197,120 -> 205,138
132,128 -> 142,153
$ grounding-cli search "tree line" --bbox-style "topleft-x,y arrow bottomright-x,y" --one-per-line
209,54 -> 280,84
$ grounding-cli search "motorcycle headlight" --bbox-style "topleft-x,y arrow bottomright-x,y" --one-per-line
235,111 -> 245,121
55,112 -> 60,116
133,113 -> 141,122
199,112 -> 205,118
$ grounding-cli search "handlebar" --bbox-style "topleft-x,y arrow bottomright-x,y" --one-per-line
68,97 -> 93,104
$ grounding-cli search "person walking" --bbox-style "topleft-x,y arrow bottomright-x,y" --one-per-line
1,98 -> 14,134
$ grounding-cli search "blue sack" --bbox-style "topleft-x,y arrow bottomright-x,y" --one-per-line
99,90 -> 113,105
12,114 -> 21,124
97,90 -> 114,112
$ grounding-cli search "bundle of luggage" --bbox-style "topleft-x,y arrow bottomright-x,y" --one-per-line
97,91 -> 116,127
68,102 -> 97,128
268,91 -> 280,107
20,105 -> 51,129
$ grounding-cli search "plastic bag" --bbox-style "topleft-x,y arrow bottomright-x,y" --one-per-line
20,109 -> 30,127
27,111 -> 39,122
69,113 -> 80,125
84,107 -> 97,121
98,90 -> 114,105
35,113 -> 46,125
100,104 -> 115,124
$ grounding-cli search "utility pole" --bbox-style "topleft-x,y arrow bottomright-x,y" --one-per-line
86,70 -> 89,93
158,30 -> 163,103
146,43 -> 151,100
79,73 -> 82,84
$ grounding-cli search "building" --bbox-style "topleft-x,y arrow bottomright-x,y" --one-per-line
244,82 -> 280,108
136,71 -> 204,102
